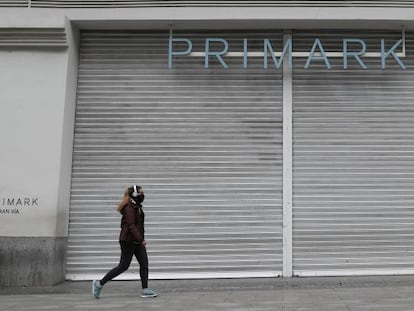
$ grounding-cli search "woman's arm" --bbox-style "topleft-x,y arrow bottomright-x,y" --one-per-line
124,205 -> 144,242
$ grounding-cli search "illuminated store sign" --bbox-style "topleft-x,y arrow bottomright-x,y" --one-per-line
168,37 -> 406,70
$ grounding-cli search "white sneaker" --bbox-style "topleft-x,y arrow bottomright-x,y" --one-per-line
140,288 -> 158,298
92,280 -> 102,299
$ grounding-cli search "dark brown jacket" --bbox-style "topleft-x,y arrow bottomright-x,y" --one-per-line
119,202 -> 145,243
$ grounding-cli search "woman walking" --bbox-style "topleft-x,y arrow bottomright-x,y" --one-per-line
92,185 -> 158,299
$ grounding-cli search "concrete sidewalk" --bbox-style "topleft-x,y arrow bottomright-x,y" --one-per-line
1,276 -> 414,311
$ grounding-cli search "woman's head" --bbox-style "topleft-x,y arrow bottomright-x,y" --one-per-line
128,185 -> 145,204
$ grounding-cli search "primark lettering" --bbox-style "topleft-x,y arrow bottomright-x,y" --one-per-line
1,197 -> 39,207
0,197 -> 39,215
168,37 -> 406,69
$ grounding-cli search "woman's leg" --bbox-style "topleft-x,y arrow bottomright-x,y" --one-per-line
134,244 -> 149,289
100,241 -> 135,286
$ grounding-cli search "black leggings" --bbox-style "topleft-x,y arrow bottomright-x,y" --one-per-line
100,241 -> 149,289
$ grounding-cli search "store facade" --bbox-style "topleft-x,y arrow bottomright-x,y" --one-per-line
1,1 -> 414,286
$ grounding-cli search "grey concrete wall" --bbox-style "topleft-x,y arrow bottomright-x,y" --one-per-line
0,18 -> 79,287
0,237 -> 67,287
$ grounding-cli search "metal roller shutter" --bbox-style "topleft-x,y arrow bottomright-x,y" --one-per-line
26,1 -> 414,9
66,30 -> 283,280
293,30 -> 414,276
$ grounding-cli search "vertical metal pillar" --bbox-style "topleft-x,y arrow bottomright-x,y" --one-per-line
282,30 -> 293,277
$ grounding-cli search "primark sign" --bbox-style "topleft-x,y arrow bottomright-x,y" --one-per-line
168,35 -> 406,69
